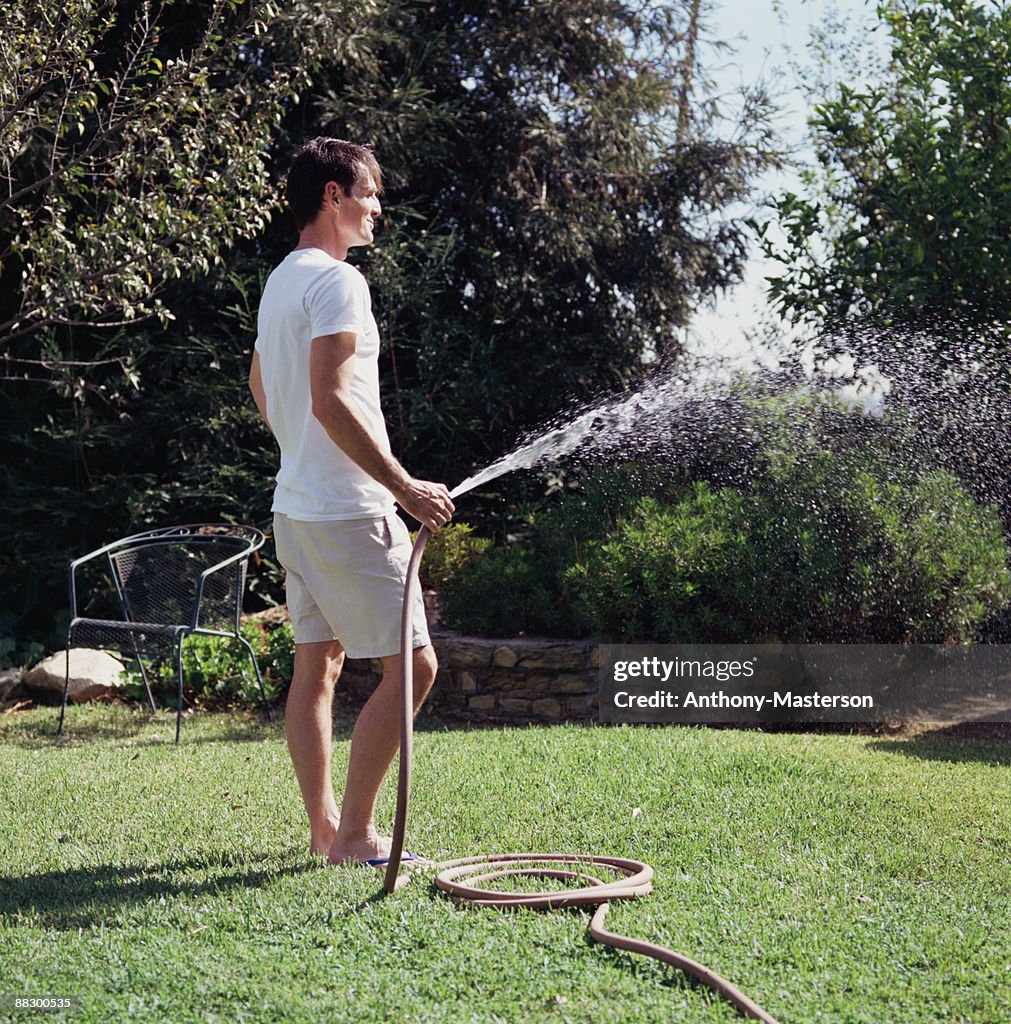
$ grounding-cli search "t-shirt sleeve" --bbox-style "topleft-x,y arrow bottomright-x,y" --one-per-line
303,264 -> 366,340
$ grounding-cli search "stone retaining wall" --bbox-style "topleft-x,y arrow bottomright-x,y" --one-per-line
339,630 -> 600,724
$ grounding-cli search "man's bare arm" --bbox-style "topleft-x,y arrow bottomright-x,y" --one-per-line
309,331 -> 454,531
248,350 -> 271,431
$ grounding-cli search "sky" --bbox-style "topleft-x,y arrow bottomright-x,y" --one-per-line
687,0 -> 889,362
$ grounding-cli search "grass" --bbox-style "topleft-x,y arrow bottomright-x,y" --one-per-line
0,704 -> 1008,1024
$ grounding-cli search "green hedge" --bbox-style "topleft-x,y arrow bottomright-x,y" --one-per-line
435,414 -> 1011,644
432,468 -> 670,637
568,468 -> 1011,643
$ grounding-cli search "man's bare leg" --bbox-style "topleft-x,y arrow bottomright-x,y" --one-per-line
285,638 -> 345,856
329,644 -> 437,864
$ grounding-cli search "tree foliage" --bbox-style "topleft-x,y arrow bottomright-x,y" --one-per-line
0,0 -> 364,648
314,0 -> 781,474
0,0 -> 365,380
762,0 -> 1011,348
1,0 -> 780,650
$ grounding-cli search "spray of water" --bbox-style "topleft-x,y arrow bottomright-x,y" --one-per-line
449,323 -> 1011,532
450,373 -> 712,498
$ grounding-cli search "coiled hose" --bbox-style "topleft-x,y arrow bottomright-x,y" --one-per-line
383,526 -> 783,1024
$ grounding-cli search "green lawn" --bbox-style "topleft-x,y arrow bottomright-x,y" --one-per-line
0,704 -> 1008,1024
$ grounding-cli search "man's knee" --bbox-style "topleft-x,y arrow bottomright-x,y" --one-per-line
293,640 -> 345,691
379,645 -> 437,706
412,644 -> 438,703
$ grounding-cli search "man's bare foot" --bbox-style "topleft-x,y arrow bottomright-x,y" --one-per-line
328,826 -> 392,865
328,825 -> 433,868
309,816 -> 340,858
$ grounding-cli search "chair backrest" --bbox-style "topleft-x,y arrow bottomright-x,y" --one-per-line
108,526 -> 259,630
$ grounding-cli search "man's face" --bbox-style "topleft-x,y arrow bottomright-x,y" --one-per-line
331,170 -> 381,249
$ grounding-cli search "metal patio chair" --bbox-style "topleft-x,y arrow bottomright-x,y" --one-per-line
58,524 -> 271,743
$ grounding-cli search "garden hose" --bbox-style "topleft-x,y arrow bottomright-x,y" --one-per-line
384,525 -> 783,1024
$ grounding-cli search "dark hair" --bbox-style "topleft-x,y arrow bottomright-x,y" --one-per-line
285,137 -> 383,231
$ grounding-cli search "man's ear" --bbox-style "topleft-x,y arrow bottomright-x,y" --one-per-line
324,181 -> 341,207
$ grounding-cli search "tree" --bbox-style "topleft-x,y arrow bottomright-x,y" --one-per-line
762,0 -> 1011,353
1,0 -> 781,654
0,0 -> 363,655
0,0 -> 364,384
301,0 -> 781,476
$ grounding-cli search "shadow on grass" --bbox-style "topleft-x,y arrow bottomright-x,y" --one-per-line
868,721 -> 1011,766
0,706 -> 354,749
0,849 -> 316,931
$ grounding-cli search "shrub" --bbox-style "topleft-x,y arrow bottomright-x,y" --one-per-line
434,393 -> 1011,643
416,523 -> 491,591
731,439 -> 1011,642
435,545 -> 575,637
435,465 -> 692,636
0,614 -> 45,672
123,620 -> 293,707
570,466 -> 1011,643
263,621 -> 296,685
565,485 -> 747,642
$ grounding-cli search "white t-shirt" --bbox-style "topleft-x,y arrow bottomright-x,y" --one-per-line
254,248 -> 395,520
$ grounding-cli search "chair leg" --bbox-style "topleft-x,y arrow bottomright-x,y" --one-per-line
57,641 -> 72,737
237,635 -> 272,722
130,644 -> 158,715
174,633 -> 186,745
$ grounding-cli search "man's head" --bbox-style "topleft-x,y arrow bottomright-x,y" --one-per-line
286,137 -> 384,233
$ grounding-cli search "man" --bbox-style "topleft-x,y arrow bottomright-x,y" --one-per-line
248,137 -> 454,866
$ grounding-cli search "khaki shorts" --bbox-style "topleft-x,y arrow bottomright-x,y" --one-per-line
273,511 -> 430,659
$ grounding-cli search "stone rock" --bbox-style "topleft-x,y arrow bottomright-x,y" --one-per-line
492,645 -> 519,668
565,696 -> 594,717
551,675 -> 596,695
331,630 -> 605,723
532,697 -> 563,718
475,670 -> 533,694
23,650 -> 125,704
0,668 -> 21,704
447,642 -> 493,670
488,688 -> 542,700
423,590 -> 442,628
518,645 -> 588,671
246,606 -> 290,629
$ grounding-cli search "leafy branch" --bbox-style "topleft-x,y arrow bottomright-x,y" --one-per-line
0,0 -> 372,375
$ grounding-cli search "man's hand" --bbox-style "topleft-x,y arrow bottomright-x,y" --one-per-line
394,478 -> 455,532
